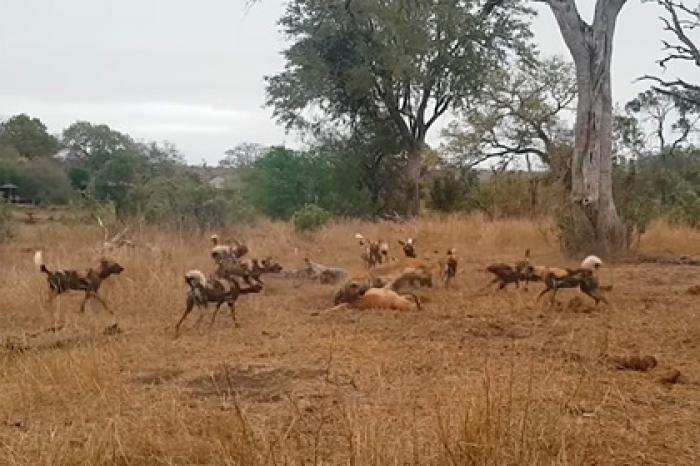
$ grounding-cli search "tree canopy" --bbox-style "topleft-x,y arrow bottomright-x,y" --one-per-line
442,56 -> 576,171
266,0 -> 535,213
0,114 -> 59,159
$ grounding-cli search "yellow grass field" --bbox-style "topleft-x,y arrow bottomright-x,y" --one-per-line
1,214 -> 700,465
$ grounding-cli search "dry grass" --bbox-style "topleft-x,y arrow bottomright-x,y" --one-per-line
1,213 -> 700,465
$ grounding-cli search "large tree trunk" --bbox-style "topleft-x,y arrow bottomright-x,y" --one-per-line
549,0 -> 629,257
406,143 -> 426,217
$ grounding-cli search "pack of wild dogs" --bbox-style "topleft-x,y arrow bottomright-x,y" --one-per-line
32,231 -> 610,334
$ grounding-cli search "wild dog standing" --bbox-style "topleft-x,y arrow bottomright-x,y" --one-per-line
355,233 -> 388,268
214,256 -> 282,287
34,251 -> 124,315
210,234 -> 249,262
536,268 -> 609,306
176,270 -> 263,334
398,238 -> 417,258
441,249 -> 458,287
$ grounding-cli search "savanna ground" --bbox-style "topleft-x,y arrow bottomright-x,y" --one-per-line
1,211 -> 700,465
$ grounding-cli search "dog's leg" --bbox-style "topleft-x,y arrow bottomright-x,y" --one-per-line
194,308 -> 206,331
550,287 -> 559,307
91,292 -> 113,315
583,288 -> 608,306
536,287 -> 551,302
228,300 -> 238,326
326,303 -> 351,312
175,297 -> 195,335
479,277 -> 501,292
79,292 -> 90,313
211,302 -> 223,326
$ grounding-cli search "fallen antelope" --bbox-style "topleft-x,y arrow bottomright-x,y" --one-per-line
331,282 -> 420,312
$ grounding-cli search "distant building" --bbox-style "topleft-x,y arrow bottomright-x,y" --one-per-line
0,183 -> 19,202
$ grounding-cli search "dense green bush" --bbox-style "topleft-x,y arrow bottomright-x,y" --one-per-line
292,204 -> 331,232
0,157 -> 75,205
614,149 -> 700,230
0,203 -> 10,240
243,147 -> 372,219
428,167 -> 479,212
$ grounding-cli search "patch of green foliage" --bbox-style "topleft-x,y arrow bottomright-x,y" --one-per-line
292,204 -> 331,233
243,147 -> 372,219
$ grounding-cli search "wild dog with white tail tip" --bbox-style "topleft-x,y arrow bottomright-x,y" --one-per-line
176,269 -> 263,334
34,250 -> 124,314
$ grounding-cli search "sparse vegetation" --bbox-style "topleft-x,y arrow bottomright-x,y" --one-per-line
292,203 -> 331,232
0,203 -> 10,240
2,214 -> 700,464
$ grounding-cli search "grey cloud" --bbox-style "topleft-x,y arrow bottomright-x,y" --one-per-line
0,0 -> 695,163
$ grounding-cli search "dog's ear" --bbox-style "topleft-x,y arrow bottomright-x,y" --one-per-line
524,248 -> 531,259
398,240 -> 406,246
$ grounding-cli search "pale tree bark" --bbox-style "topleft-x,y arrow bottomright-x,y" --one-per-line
484,0 -> 629,256
547,0 -> 628,256
406,144 -> 425,217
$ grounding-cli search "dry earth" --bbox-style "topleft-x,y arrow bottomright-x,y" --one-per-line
1,215 -> 699,465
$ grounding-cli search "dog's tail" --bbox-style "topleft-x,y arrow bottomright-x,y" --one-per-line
34,251 -> 50,274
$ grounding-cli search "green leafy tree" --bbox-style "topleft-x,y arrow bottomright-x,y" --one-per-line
68,167 -> 91,191
0,114 -> 59,159
90,151 -> 148,214
623,89 -> 698,158
0,157 -> 74,204
442,56 -> 576,175
244,147 -> 371,219
62,121 -> 135,171
266,0 -> 534,215
219,142 -> 268,168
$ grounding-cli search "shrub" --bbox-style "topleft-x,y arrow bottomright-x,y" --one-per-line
428,167 -> 479,212
669,189 -> 700,228
0,157 -> 75,205
292,204 -> 331,232
126,174 -> 256,229
244,147 -> 372,219
0,203 -> 11,241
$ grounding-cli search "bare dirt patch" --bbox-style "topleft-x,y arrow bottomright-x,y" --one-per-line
186,364 -> 327,402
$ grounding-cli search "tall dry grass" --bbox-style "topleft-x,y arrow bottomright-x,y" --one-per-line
1,213 -> 699,464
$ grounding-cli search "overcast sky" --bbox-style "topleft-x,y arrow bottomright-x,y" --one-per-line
0,0 -> 696,164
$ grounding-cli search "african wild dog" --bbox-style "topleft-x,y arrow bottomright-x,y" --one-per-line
34,250 -> 124,314
176,270 -> 263,333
